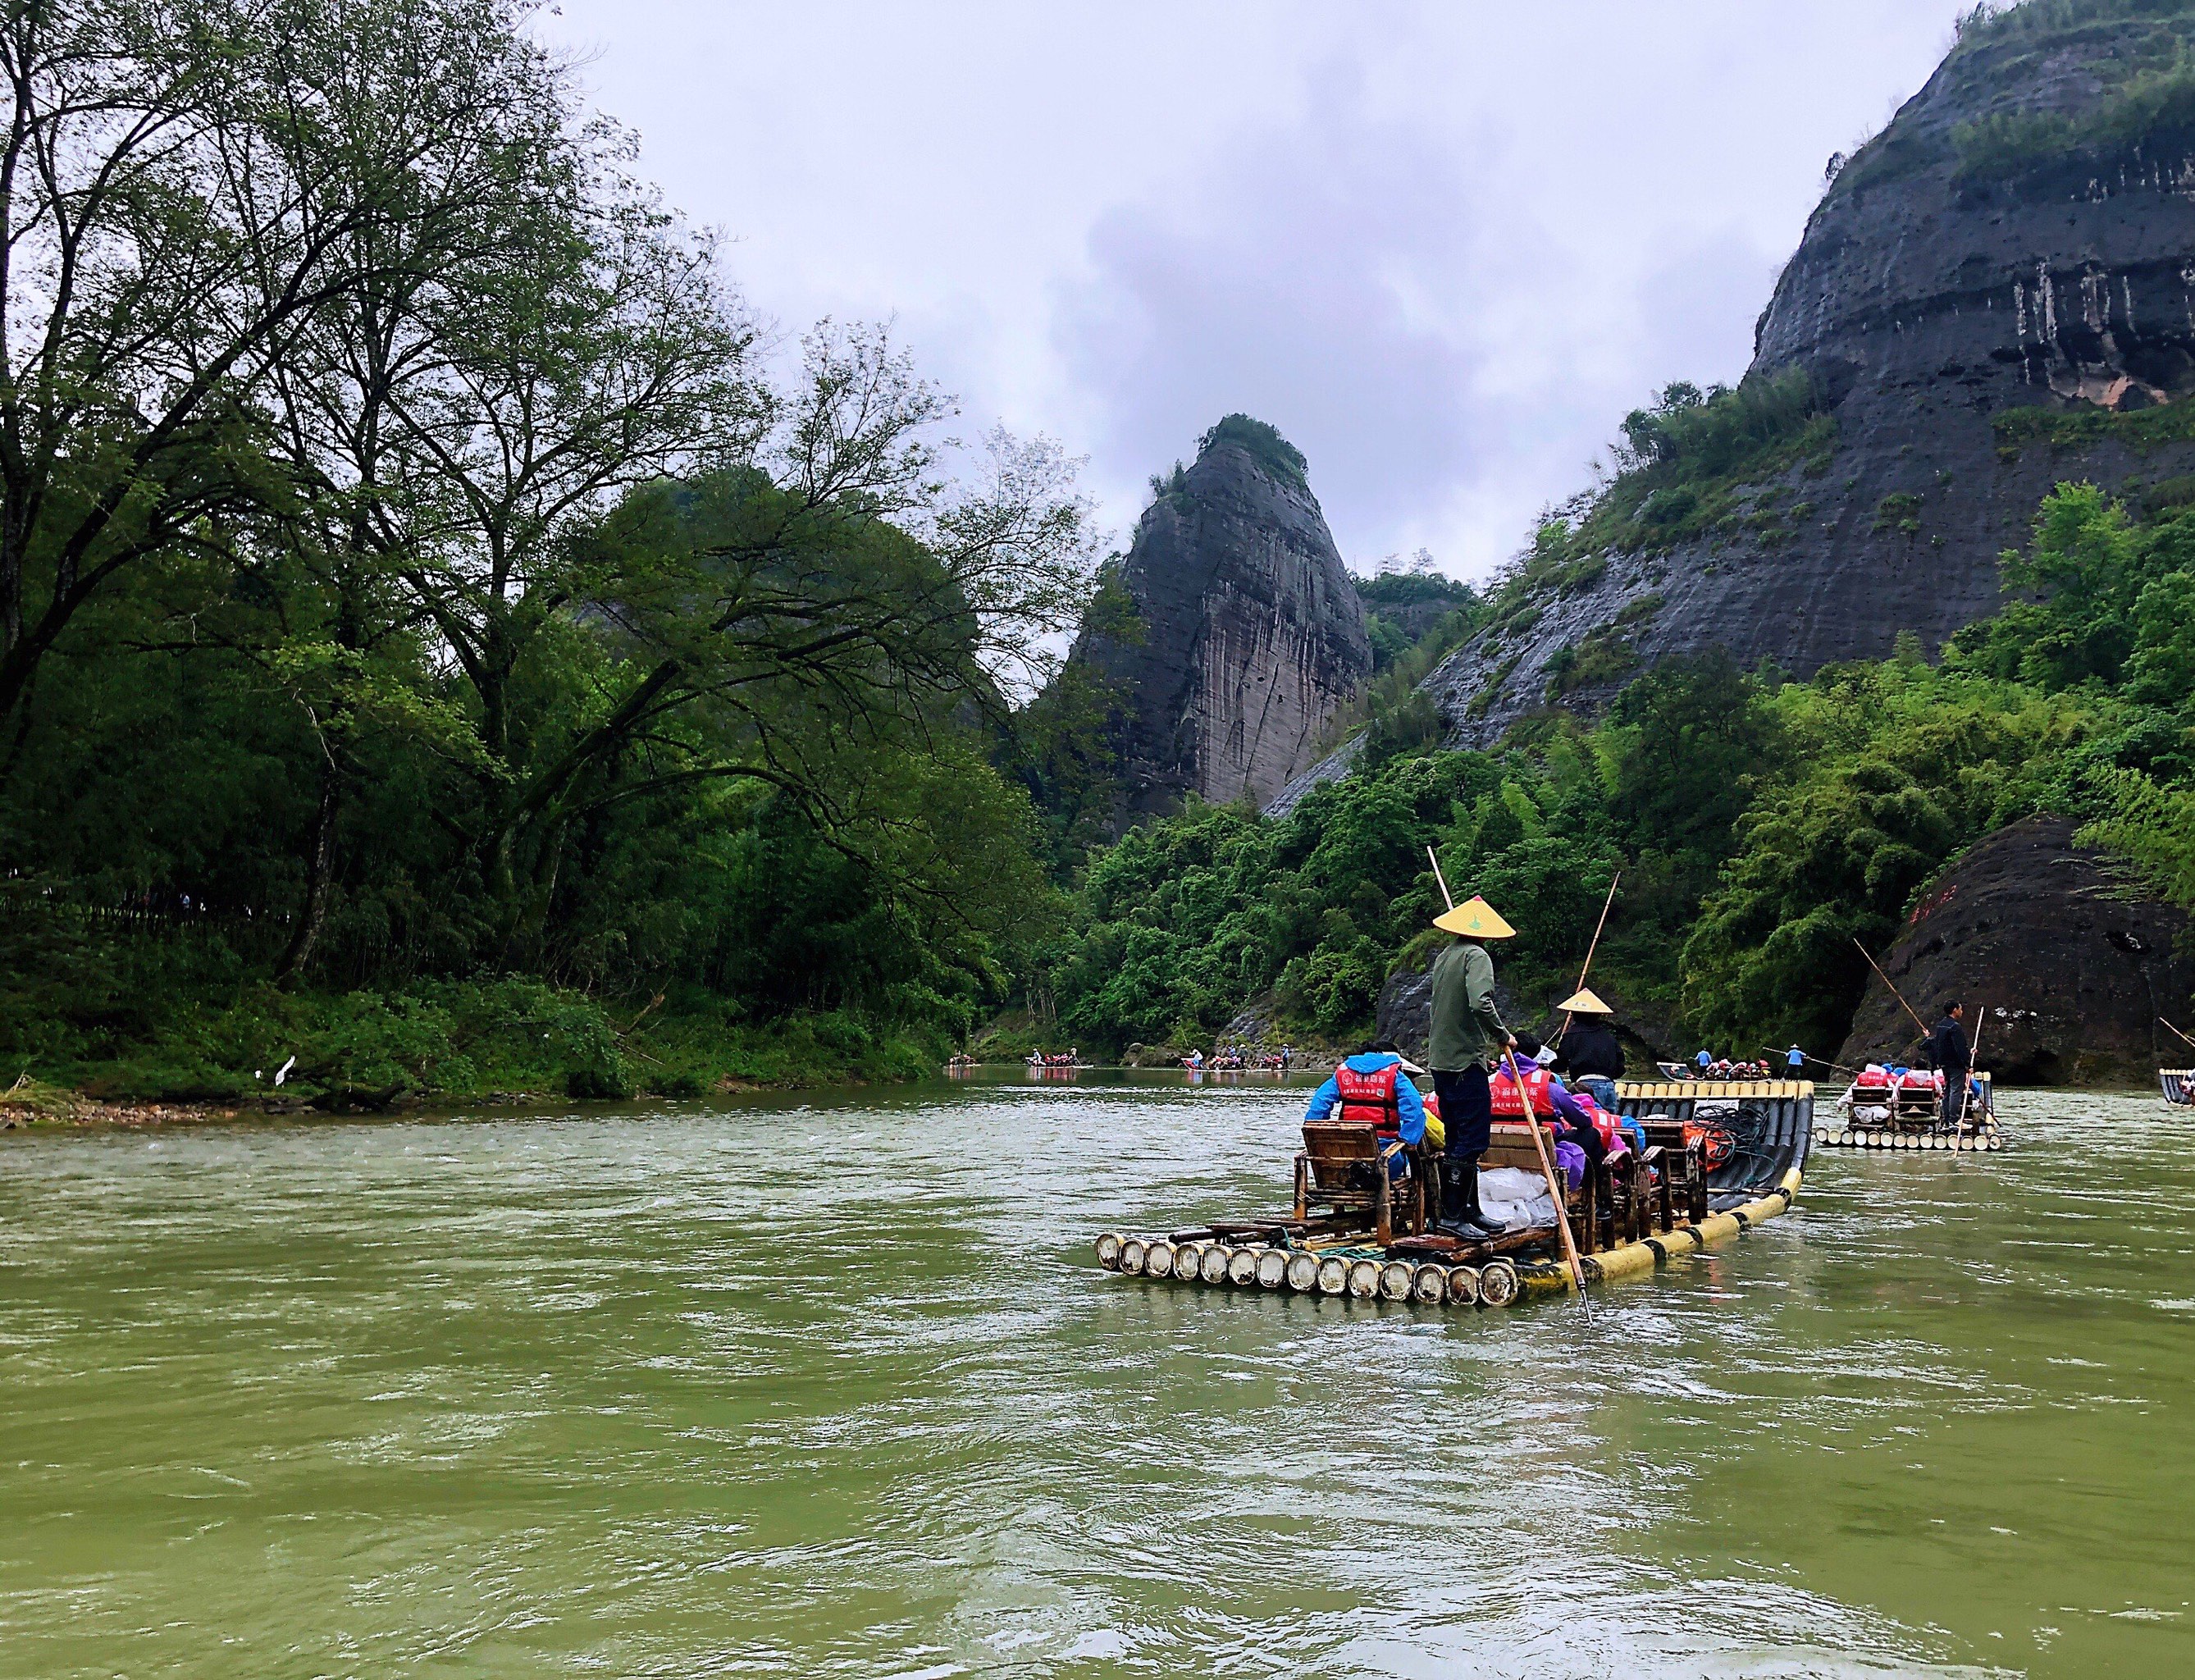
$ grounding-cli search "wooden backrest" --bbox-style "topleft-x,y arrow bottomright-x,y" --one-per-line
1482,1120 -> 1545,1173
1302,1121 -> 1380,1195
1303,1121 -> 1380,1161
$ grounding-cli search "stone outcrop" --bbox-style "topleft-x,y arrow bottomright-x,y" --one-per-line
1373,956 -> 1677,1073
1428,8 -> 2195,745
1067,420 -> 1371,820
1837,817 -> 2195,1085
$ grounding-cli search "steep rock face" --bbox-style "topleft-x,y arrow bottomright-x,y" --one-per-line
1430,10 -> 2195,746
1374,956 -> 1516,1069
1070,429 -> 1371,819
1837,816 -> 2195,1084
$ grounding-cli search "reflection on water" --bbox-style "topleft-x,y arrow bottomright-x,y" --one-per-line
1,1077 -> 2190,1677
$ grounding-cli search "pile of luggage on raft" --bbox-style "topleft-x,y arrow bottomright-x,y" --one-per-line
1095,1075 -> 1811,1312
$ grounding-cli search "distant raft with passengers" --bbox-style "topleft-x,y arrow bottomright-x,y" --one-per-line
1093,1077 -> 1812,1312
1814,1064 -> 2004,1151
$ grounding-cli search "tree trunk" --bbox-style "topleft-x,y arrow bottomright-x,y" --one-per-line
275,767 -> 340,984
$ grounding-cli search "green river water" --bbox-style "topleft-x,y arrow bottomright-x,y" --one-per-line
2,1075 -> 2191,1678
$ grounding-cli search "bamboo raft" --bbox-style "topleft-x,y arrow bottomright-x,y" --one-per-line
1814,1071 -> 2002,1150
2163,1070 -> 2193,1107
1094,1079 -> 1811,1310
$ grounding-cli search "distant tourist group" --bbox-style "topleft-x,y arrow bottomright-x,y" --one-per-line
1683,1052 -> 1787,1080
1183,1043 -> 1294,1072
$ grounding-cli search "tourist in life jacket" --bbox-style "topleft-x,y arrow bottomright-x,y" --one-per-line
1304,1039 -> 1426,1180
1493,1034 -> 1618,1173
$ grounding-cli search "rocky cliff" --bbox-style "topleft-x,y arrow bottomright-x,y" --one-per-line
1837,816 -> 2195,1084
1067,418 -> 1371,820
1427,3 -> 2195,744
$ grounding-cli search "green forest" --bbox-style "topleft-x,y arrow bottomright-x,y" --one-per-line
6,0 -> 2195,1112
1034,451 -> 2195,1067
0,0 -> 1094,1104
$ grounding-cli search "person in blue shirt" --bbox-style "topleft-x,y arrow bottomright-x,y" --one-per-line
1304,1040 -> 1426,1180
1786,1044 -> 1806,1075
1695,1049 -> 1713,1075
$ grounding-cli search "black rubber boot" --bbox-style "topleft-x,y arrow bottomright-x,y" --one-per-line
1440,1157 -> 1504,1239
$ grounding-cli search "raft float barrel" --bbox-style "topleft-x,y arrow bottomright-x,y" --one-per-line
1098,1171 -> 1804,1306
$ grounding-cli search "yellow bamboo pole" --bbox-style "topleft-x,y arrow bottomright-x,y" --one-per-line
1505,1048 -> 1592,1309
1854,938 -> 1931,1039
1426,847 -> 1590,1314
1557,871 -> 1620,1045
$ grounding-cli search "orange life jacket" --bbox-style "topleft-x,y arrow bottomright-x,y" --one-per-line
1334,1061 -> 1403,1139
1489,1064 -> 1554,1117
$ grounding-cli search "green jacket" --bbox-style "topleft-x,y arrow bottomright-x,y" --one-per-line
1427,939 -> 1508,1071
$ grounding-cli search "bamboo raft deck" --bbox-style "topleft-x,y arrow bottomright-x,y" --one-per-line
1094,1079 -> 1812,1311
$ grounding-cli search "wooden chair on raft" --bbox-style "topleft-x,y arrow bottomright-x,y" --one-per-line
1293,1121 -> 1431,1245
1481,1119 -> 1709,1254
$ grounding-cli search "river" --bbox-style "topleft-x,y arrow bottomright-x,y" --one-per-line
2,1075 -> 2189,1678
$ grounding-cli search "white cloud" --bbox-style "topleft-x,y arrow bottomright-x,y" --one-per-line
540,0 -> 1978,582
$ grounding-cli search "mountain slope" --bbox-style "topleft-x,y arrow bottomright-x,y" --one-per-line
1430,0 -> 2195,744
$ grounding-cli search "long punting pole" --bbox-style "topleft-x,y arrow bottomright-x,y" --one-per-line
2161,1016 -> 2195,1052
1428,846 -> 1590,1314
1504,1047 -> 1592,1312
1762,1044 -> 1861,1076
1426,845 -> 1453,911
1954,1004 -> 1985,1131
1853,938 -> 1932,1039
1556,871 -> 1622,1046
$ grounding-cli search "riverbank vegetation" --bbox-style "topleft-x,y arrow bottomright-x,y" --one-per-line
10,0 -> 2193,1110
0,0 -> 1093,1105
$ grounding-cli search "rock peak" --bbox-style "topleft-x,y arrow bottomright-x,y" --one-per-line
1067,416 -> 1369,823
1422,4 -> 2195,746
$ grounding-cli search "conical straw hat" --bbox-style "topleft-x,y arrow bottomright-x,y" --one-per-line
1432,896 -> 1515,938
1558,987 -> 1613,1014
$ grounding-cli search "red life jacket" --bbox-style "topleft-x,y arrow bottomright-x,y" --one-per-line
1489,1064 -> 1554,1117
1334,1061 -> 1403,1139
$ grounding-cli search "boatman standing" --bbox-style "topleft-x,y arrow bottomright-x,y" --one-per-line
1427,894 -> 1517,1241
1924,1001 -> 1971,1130
1551,988 -> 1624,1113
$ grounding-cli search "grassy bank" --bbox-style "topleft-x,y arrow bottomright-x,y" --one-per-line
0,973 -> 949,1116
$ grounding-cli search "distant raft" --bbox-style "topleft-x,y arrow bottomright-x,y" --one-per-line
2162,1070 -> 2193,1107
1094,1079 -> 1812,1312
1814,1069 -> 2003,1151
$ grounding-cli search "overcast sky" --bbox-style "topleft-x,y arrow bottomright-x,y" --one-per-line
537,1 -> 1978,584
